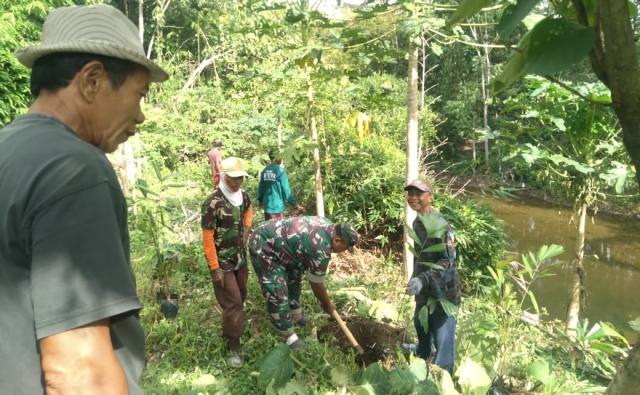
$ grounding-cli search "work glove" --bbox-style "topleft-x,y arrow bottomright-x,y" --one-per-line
406,278 -> 423,296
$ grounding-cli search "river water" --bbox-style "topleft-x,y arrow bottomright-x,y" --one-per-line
474,193 -> 640,341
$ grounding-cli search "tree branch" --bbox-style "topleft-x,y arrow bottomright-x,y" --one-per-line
543,75 -> 613,107
181,52 -> 230,90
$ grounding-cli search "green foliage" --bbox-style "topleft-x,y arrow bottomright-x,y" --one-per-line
498,0 -> 541,38
500,77 -> 634,206
526,18 -> 595,76
258,344 -> 294,390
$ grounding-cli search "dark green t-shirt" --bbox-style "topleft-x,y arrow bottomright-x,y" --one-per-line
0,114 -> 145,394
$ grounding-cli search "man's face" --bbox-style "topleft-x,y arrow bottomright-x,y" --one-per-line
406,188 -> 433,213
331,234 -> 349,254
89,66 -> 150,153
224,174 -> 245,192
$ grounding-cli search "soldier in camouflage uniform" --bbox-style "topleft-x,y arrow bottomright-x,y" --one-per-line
201,157 -> 253,368
402,178 -> 460,374
249,216 -> 359,349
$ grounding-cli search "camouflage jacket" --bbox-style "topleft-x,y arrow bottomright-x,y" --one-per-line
250,216 -> 334,283
412,211 -> 461,307
201,189 -> 251,269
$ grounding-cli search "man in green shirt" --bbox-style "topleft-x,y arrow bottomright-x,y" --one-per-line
257,150 -> 303,220
0,4 -> 168,393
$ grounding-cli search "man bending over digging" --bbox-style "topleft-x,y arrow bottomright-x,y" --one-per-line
248,216 -> 359,349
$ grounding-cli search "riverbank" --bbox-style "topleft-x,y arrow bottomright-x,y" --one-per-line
444,173 -> 640,219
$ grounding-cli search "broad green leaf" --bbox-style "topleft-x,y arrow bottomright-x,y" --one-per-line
526,18 -> 595,75
439,299 -> 459,318
528,290 -> 540,315
353,363 -> 391,395
498,0 -> 541,38
629,316 -> 640,333
590,341 -> 617,356
440,368 -> 460,395
447,0 -> 492,29
419,261 -> 445,270
599,322 -> 628,344
418,305 -> 429,333
417,212 -> 447,238
388,364 -> 416,394
630,0 -> 639,18
279,378 -> 309,395
330,365 -> 353,387
409,358 -> 427,382
258,344 -> 294,390
525,360 -> 553,386
152,161 -> 163,181
423,243 -> 446,253
455,357 -> 490,395
357,300 -> 373,318
405,225 -> 422,247
495,254 -> 515,270
137,179 -> 158,197
537,244 -> 564,261
368,300 -> 399,321
551,117 -> 566,131
490,27 -> 531,95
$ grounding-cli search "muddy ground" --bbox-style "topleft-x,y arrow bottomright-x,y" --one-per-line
318,317 -> 406,366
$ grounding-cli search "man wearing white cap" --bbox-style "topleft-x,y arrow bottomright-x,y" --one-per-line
0,4 -> 168,394
201,157 -> 253,368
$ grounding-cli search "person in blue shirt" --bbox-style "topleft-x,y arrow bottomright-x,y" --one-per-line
257,150 -> 303,220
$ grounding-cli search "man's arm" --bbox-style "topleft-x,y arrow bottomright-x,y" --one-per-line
309,281 -> 335,315
40,319 -> 128,394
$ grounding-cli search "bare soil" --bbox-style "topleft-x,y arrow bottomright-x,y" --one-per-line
318,317 -> 405,367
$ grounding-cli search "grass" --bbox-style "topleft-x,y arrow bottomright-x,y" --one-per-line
133,235 -> 626,394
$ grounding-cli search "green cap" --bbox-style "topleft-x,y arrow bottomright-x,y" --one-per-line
336,223 -> 359,252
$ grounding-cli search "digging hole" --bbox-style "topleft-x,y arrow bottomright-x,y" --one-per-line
318,317 -> 405,366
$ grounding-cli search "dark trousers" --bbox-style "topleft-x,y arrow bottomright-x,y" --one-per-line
212,264 -> 248,351
413,304 -> 457,374
264,212 -> 285,221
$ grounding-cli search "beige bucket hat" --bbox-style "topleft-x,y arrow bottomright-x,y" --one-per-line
221,157 -> 250,178
15,4 -> 169,82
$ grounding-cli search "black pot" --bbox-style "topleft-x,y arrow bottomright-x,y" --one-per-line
159,293 -> 179,319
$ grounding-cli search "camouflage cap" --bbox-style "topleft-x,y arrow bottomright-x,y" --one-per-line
335,223 -> 359,252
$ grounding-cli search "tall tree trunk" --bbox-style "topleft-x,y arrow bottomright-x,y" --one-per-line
482,44 -> 490,169
308,80 -> 324,217
471,136 -> 477,175
565,200 -> 587,336
606,345 -> 640,394
404,40 -> 419,281
138,0 -> 144,43
595,0 -> 640,187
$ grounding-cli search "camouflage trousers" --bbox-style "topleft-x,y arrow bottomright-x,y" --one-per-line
250,252 -> 303,336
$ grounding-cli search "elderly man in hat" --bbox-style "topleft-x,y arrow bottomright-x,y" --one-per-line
0,4 -> 168,394
248,216 -> 359,349
201,157 -> 253,368
208,139 -> 224,188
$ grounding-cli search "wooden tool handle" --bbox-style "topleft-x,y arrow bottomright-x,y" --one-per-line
331,309 -> 364,354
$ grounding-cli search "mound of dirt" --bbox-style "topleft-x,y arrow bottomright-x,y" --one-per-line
318,317 -> 405,366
